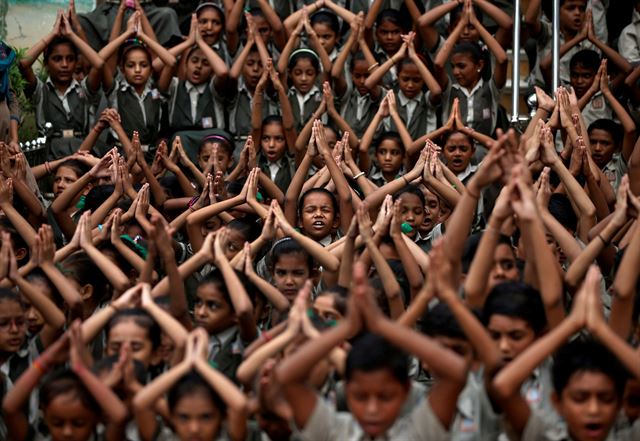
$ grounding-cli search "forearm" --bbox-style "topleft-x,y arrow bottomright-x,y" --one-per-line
15,276 -> 65,328
13,178 -> 46,218
237,328 -> 295,385
246,271 -> 289,312
365,237 -> 404,319
565,220 -> 620,287
83,245 -> 130,291
0,201 -> 37,247
392,233 -> 424,295
464,224 -> 501,308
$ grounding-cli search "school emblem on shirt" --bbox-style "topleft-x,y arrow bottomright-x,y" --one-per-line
151,89 -> 161,100
459,417 -> 478,432
592,95 -> 604,110
201,117 -> 213,129
482,108 -> 491,119
526,386 -> 542,405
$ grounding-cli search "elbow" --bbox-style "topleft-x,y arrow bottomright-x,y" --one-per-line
491,374 -> 512,402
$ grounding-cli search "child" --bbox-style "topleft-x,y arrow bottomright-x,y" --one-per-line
365,32 -> 441,141
434,0 -> 508,138
618,0 -> 640,64
368,131 -> 406,187
493,266 -> 640,441
165,25 -> 229,152
588,119 -> 634,191
195,1 -> 232,65
367,8 -> 405,88
284,49 -> 324,133
19,12 -> 103,159
133,329 -> 247,441
276,261 -> 467,440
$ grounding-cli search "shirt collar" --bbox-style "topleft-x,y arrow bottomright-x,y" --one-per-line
120,78 -> 154,97
46,77 -> 80,95
456,163 -> 478,182
293,84 -> 320,101
452,77 -> 485,97
397,90 -> 419,106
185,80 -> 207,94
633,9 -> 640,24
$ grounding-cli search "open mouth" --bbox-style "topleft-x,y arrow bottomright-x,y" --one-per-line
583,422 -> 605,439
312,220 -> 326,229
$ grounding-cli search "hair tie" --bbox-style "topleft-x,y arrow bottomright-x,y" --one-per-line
203,134 -> 230,144
288,48 -> 321,65
124,37 -> 146,47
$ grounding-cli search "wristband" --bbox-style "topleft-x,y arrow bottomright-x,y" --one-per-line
402,175 -> 409,185
188,195 -> 200,208
597,233 -> 610,247
353,171 -> 366,180
263,331 -> 272,342
33,358 -> 47,374
367,62 -> 379,72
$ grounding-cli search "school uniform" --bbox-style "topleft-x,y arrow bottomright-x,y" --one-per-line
581,91 -> 614,129
451,370 -> 503,441
32,77 -> 98,159
208,325 -> 246,382
339,84 -> 384,139
108,76 -> 163,149
296,394 -> 450,441
152,423 -> 230,441
384,89 -> 437,141
258,153 -> 296,193
618,9 -> 640,64
602,153 -> 628,192
368,165 -> 406,188
288,85 -> 323,133
165,77 -> 225,154
442,78 -> 501,138
373,44 -> 397,89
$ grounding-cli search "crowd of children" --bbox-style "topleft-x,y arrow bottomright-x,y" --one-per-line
1,0 -> 640,440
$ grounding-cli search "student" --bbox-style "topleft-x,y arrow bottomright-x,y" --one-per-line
19,11 -> 103,159
588,118 -> 636,191
365,7 -> 406,88
493,266 -> 640,441
195,1 -> 233,65
365,31 -> 441,141
276,261 -> 467,440
434,1 -> 508,139
618,0 -> 640,64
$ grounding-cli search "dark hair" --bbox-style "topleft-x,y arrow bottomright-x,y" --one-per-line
588,119 -> 623,147
44,36 -> 77,64
450,3 -> 483,27
310,10 -> 340,35
196,0 -> 225,27
298,188 -> 339,222
62,252 -> 109,305
25,268 -> 63,308
548,193 -> 578,232
40,369 -> 100,414
105,308 -> 162,350
346,333 -> 409,384
570,49 -> 600,73
83,185 -> 116,214
461,232 -> 513,274
198,268 -> 257,307
168,371 -> 226,415
227,217 -> 261,243
200,130 -> 235,157
483,282 -> 547,336
118,39 -> 151,65
552,336 -> 628,397
317,285 -> 348,316
420,302 -> 468,340
375,9 -> 404,31
267,237 -> 313,273
452,41 -> 484,65
0,287 -> 25,309
57,159 -> 89,179
375,130 -> 404,153
349,51 -> 368,72
287,50 -> 321,73
393,184 -> 426,207
262,114 -> 284,129
442,130 -> 474,147
0,218 -> 28,261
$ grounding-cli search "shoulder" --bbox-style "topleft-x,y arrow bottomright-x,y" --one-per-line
402,397 -> 449,441
520,409 -> 566,441
298,397 -> 358,441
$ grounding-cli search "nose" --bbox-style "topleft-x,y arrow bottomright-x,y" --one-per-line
26,308 -> 37,320
63,423 -> 74,436
188,419 -> 200,434
366,398 -> 379,415
498,337 -> 511,354
8,320 -> 20,333
269,138 -> 275,148
384,152 -> 392,160
134,64 -> 141,73
284,274 -> 295,286
587,397 -> 600,414
195,303 -> 206,318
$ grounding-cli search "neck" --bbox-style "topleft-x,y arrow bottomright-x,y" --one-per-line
51,77 -> 72,93
383,170 -> 397,182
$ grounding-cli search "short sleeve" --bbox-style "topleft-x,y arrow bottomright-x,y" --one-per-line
408,398 -> 449,441
298,397 -> 354,441
520,409 -> 564,441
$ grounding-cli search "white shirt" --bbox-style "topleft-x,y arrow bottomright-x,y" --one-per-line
46,77 -> 82,115
294,85 -> 320,122
185,81 -> 207,123
397,90 -> 420,125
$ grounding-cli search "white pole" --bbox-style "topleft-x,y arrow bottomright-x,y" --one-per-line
511,0 -> 521,123
552,0 -> 560,92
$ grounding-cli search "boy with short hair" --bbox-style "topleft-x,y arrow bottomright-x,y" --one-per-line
492,266 -> 640,441
276,262 -> 467,440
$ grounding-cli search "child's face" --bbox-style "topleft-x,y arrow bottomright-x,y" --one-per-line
106,319 -> 154,368
273,254 -> 310,301
223,228 -> 246,260
588,129 -> 616,168
553,371 -> 620,441
487,314 -> 536,362
47,43 -> 77,85
451,53 -> 482,89
171,392 -> 223,441
53,166 -> 80,198
24,279 -> 53,336
299,192 -> 337,240
375,20 -> 402,54
351,59 -> 371,96
242,51 -> 264,91
0,299 -> 26,353
560,0 -> 587,34
123,48 -> 152,90
198,8 -> 223,46
345,368 -> 410,438
194,283 -> 236,334
421,190 -> 441,234
187,48 -> 213,85
451,17 -> 480,43
397,193 -> 425,238
261,122 -> 287,162
443,132 -> 475,174
397,63 -> 424,99
375,139 -> 404,176
488,243 -> 519,289
44,392 -> 98,441
253,15 -> 273,43
623,378 -> 640,423
198,142 -> 231,172
73,55 -> 88,83
313,23 -> 338,53
570,63 -> 597,98
290,58 -> 318,95
313,294 -> 342,322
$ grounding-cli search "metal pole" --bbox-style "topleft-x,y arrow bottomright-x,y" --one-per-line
552,0 -> 560,92
510,0 -> 521,123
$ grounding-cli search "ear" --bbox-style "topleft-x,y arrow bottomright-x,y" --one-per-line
15,247 -> 28,263
477,59 -> 485,73
331,213 -> 340,229
80,284 -> 94,302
